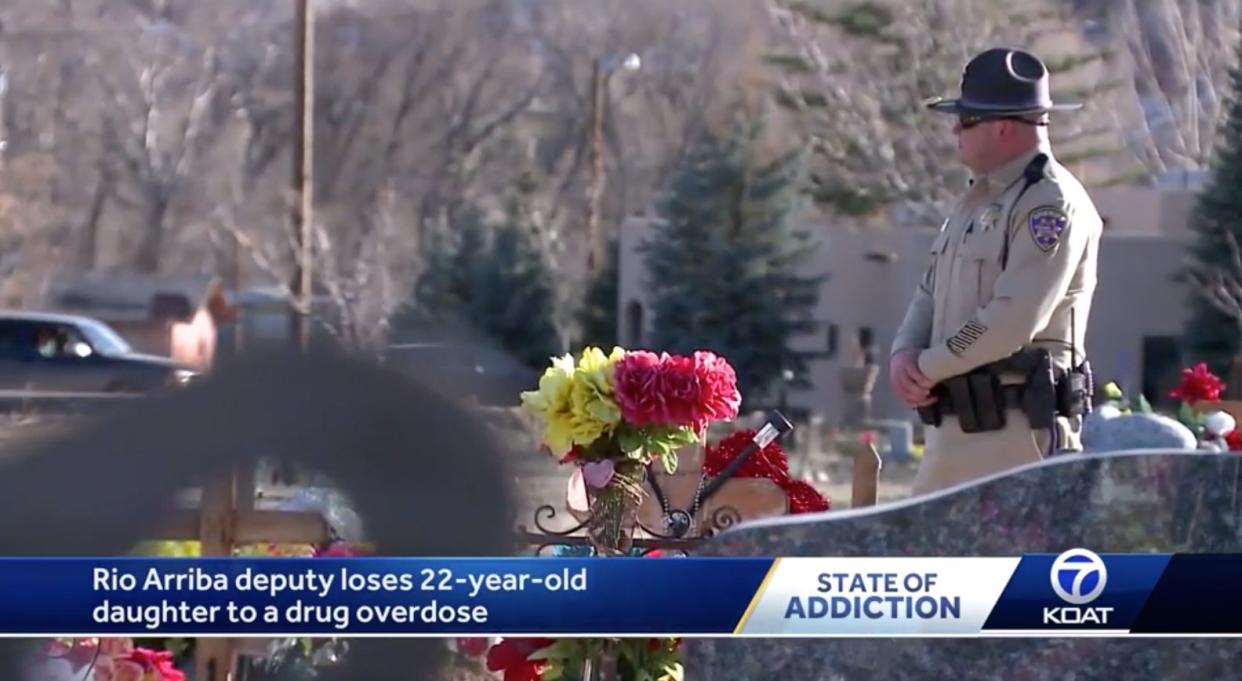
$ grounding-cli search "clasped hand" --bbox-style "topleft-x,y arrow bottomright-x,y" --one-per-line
890,349 -> 936,408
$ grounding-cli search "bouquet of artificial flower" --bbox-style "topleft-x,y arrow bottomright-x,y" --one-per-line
520,347 -> 741,552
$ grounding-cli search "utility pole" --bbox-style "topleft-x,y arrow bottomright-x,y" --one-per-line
290,0 -> 315,353
584,53 -> 640,277
585,57 -> 606,276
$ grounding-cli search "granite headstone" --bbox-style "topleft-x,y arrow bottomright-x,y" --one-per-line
686,451 -> 1242,680
1082,406 -> 1198,452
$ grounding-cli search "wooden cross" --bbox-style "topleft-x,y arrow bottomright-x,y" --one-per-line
152,463 -> 331,681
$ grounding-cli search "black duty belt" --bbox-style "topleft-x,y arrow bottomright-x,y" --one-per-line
933,384 -> 1025,415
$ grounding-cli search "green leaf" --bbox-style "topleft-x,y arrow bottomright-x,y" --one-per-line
617,427 -> 642,454
662,450 -> 678,475
1179,401 -> 1200,426
662,663 -> 685,681
1137,394 -> 1154,413
533,639 -> 584,663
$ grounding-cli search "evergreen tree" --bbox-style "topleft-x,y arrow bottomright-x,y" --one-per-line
643,121 -> 822,406
396,210 -> 563,369
576,237 -> 620,349
1183,36 -> 1242,378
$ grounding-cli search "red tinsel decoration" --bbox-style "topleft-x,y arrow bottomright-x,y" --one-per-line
704,430 -> 830,513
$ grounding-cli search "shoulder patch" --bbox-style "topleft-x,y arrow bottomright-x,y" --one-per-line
1027,206 -> 1068,252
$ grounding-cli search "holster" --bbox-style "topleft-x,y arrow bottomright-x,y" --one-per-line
916,349 -> 1092,433
917,367 -> 1008,434
1057,359 -> 1094,417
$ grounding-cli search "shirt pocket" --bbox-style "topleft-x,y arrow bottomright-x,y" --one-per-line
925,227 -> 951,292
955,226 -> 1006,306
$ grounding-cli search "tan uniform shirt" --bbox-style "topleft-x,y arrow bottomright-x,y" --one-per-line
892,142 -> 1102,441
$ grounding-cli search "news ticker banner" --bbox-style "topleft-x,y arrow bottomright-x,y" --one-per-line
0,551 -> 1239,636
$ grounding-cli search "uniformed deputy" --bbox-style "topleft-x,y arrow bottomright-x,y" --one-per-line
890,47 -> 1102,496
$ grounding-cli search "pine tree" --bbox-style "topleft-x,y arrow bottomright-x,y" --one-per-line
397,210 -> 563,370
1182,36 -> 1242,379
643,121 -> 822,406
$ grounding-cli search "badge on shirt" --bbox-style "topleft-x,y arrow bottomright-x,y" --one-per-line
1028,206 -> 1068,252
978,204 -> 1001,232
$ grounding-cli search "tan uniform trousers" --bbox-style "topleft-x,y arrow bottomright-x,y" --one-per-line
912,410 -> 1066,496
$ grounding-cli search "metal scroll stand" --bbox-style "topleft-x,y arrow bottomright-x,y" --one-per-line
644,411 -> 795,540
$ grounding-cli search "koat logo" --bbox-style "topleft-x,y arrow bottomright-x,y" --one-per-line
1044,548 -> 1113,625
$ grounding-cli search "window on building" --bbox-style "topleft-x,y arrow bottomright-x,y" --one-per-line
858,326 -> 877,363
625,301 -> 645,347
825,323 -> 838,358
1141,336 -> 1183,409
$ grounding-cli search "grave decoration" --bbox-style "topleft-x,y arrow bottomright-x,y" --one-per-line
519,347 -> 745,555
26,495 -> 369,681
473,431 -> 830,681
1097,363 -> 1242,452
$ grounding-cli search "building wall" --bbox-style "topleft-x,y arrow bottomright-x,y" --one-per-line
618,186 -> 1197,425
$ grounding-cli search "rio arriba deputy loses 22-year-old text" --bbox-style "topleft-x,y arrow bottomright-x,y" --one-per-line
93,565 -> 590,600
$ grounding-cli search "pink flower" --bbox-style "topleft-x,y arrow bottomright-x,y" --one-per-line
613,351 -> 666,425
314,541 -> 359,557
113,648 -> 184,681
693,351 -> 740,422
654,355 -> 703,428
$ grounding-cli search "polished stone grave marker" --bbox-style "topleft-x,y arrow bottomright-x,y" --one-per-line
686,451 -> 1242,680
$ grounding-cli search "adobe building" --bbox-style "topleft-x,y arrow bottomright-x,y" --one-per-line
46,271 -> 236,371
618,184 -> 1201,424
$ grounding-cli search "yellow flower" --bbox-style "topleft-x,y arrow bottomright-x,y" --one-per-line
1103,381 -> 1124,400
520,354 -> 578,458
568,347 -> 624,445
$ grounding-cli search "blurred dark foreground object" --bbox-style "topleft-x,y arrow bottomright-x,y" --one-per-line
383,342 -> 540,407
0,347 -> 518,681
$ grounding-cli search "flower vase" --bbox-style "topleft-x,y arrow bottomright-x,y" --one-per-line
585,459 -> 647,556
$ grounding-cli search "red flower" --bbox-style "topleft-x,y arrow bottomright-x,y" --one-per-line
644,637 -> 681,652
486,638 -> 554,681
456,638 -> 489,657
1226,430 -> 1242,452
654,355 -> 703,428
121,648 -> 185,681
1171,362 -> 1225,404
693,351 -> 741,423
613,351 -> 666,425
